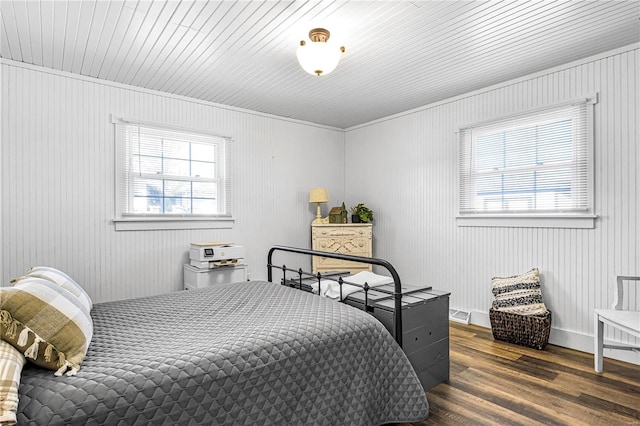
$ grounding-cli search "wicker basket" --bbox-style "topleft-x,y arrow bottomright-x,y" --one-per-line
489,308 -> 552,350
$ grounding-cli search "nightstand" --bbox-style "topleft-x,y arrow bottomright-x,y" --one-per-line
311,223 -> 372,274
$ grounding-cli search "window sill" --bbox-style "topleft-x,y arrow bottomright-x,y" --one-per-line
456,214 -> 596,229
113,216 -> 234,231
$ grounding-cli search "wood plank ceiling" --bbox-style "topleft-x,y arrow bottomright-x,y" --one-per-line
1,0 -> 639,129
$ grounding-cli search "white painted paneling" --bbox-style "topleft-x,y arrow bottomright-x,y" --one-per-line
1,62 -> 344,302
2,43 -> 638,366
345,47 -> 639,362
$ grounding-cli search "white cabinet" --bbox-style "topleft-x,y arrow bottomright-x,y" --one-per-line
183,264 -> 248,290
311,223 -> 373,274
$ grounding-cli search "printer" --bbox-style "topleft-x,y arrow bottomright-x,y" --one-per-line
189,242 -> 245,269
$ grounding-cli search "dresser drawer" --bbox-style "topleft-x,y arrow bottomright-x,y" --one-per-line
311,223 -> 373,274
314,226 -> 372,238
406,337 -> 450,372
314,237 -> 370,256
415,356 -> 450,392
313,257 -> 372,273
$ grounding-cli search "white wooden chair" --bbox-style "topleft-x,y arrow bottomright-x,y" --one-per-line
594,276 -> 640,373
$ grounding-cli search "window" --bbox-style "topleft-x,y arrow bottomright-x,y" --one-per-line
113,117 -> 232,230
458,97 -> 596,228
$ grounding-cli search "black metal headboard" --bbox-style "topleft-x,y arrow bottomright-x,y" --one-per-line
267,245 -> 405,346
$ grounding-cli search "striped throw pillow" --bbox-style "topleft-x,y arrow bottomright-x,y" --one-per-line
0,277 -> 93,376
0,339 -> 25,425
12,266 -> 93,311
491,268 -> 548,315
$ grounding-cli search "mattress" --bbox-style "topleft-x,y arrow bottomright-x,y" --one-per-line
17,281 -> 429,425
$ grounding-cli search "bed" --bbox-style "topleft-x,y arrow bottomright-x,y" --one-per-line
7,249 -> 429,425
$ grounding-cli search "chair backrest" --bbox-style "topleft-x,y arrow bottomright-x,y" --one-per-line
613,276 -> 640,310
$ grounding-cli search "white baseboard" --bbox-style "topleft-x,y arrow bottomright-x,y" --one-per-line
468,310 -> 640,367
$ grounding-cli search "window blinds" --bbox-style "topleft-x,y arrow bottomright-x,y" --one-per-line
459,100 -> 592,215
115,120 -> 232,218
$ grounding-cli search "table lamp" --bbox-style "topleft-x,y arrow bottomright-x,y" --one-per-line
309,188 -> 329,223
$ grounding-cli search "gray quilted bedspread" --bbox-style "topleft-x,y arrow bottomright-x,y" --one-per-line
17,281 -> 429,425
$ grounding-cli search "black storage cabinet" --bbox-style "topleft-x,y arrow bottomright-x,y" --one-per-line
342,285 -> 450,391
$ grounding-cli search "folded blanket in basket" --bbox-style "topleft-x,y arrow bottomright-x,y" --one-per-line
311,271 -> 394,301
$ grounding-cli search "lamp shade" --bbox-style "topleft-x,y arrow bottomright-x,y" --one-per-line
297,28 -> 345,76
309,188 -> 329,204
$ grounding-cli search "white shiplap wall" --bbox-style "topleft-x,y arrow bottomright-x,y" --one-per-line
1,60 -> 345,302
345,45 -> 639,363
2,45 -> 638,363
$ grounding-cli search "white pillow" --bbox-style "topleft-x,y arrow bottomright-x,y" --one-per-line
18,266 -> 93,311
324,271 -> 394,300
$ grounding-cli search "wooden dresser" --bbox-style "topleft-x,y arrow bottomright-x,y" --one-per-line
311,223 -> 373,274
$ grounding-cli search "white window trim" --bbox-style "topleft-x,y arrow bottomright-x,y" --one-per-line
456,214 -> 597,229
112,115 -> 234,231
113,216 -> 234,231
456,95 -> 597,229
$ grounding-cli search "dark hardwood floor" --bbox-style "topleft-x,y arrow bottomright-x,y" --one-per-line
411,322 -> 640,425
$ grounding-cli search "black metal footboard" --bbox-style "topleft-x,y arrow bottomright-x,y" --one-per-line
267,245 -> 404,347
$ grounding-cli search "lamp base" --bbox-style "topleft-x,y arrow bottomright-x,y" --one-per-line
311,201 -> 328,224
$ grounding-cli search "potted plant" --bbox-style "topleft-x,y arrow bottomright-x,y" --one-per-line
350,203 -> 374,223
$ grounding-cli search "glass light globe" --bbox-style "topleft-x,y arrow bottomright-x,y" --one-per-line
296,40 -> 343,76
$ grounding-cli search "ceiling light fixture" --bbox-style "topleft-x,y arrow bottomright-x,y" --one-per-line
296,28 -> 345,77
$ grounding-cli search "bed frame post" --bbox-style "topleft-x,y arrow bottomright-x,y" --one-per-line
364,282 -> 370,310
316,272 -> 322,296
267,250 -> 274,282
297,268 -> 303,290
394,292 -> 402,346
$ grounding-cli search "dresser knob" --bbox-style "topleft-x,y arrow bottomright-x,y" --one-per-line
359,242 -> 364,247
321,244 -> 326,248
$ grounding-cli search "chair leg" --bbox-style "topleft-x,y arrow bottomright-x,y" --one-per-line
594,313 -> 604,373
